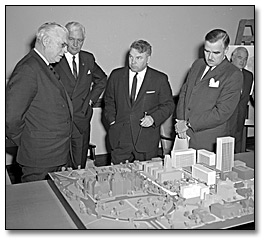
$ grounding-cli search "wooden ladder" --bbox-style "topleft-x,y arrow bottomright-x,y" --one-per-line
235,19 -> 254,45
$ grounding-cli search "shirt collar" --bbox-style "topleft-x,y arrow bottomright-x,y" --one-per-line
129,67 -> 147,77
34,48 -> 49,65
66,52 -> 78,58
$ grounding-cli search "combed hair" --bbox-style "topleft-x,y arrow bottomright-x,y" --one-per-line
130,40 -> 152,56
36,22 -> 68,41
65,21 -> 86,38
205,29 -> 230,49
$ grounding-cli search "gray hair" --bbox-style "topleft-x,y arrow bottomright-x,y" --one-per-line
65,21 -> 86,39
130,40 -> 152,56
36,22 -> 68,41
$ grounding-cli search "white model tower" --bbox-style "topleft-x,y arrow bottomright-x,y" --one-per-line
216,136 -> 235,172
171,148 -> 196,168
192,164 -> 216,185
197,149 -> 216,166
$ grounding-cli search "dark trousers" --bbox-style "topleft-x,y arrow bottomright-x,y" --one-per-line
20,164 -> 68,183
71,123 -> 90,169
111,123 -> 158,164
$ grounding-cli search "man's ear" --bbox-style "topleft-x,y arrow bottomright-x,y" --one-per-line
224,46 -> 229,55
42,35 -> 51,47
147,56 -> 151,64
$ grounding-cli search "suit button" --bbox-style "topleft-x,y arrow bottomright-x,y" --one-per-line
188,107 -> 191,111
62,104 -> 65,107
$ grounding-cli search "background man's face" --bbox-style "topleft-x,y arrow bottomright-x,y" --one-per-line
231,49 -> 248,69
67,27 -> 84,55
129,48 -> 150,72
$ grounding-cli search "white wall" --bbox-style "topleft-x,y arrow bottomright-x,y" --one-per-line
5,5 -> 255,154
6,5 -> 254,95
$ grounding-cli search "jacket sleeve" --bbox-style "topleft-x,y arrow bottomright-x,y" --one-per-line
176,74 -> 189,120
150,74 -> 175,127
89,55 -> 107,104
6,64 -> 37,145
104,71 -> 117,124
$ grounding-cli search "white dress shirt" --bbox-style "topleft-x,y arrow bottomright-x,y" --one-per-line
129,67 -> 147,100
65,52 -> 79,75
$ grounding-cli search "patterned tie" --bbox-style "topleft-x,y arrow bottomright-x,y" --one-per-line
72,56 -> 78,80
130,72 -> 138,105
48,64 -> 60,80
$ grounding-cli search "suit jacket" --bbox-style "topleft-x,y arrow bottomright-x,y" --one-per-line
6,50 -> 73,167
176,58 -> 243,152
104,66 -> 175,153
237,68 -> 253,131
54,51 -> 107,133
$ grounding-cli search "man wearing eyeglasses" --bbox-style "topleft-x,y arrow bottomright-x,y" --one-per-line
54,21 -> 107,169
6,22 -> 72,182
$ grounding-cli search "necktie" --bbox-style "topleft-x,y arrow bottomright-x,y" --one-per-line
48,64 -> 60,80
130,72 -> 138,105
201,66 -> 212,80
72,56 -> 78,80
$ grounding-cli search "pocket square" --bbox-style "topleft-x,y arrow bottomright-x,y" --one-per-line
87,70 -> 91,75
209,78 -> 219,88
146,90 -> 155,94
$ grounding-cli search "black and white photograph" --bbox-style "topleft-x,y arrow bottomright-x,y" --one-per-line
4,3 -> 263,240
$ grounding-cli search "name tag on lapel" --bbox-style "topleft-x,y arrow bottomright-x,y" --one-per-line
146,90 -> 155,94
87,70 -> 91,75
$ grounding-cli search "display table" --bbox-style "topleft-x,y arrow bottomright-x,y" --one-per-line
234,151 -> 254,169
6,180 -> 77,229
6,152 -> 255,230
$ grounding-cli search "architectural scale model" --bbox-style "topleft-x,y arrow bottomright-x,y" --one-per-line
49,137 -> 254,229
216,136 -> 235,172
197,149 -> 216,166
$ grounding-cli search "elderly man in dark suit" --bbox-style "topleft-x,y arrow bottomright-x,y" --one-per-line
175,29 -> 243,152
104,40 -> 175,164
230,46 -> 254,153
54,22 -> 107,168
6,22 -> 72,182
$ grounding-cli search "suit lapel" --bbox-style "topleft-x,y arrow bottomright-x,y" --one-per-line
72,52 -> 86,94
78,52 -> 86,80
122,68 -> 132,107
31,51 -> 65,94
134,67 -> 151,105
59,56 -> 76,82
34,53 -> 74,120
185,63 -> 206,104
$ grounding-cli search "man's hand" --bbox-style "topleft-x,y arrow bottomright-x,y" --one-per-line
140,115 -> 154,127
175,119 -> 189,139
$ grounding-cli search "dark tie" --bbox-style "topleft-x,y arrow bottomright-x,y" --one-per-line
130,72 -> 138,105
48,64 -> 60,80
72,56 -> 78,80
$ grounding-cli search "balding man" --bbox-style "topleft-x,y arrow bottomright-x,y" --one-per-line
231,46 -> 254,153
6,22 -> 72,182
